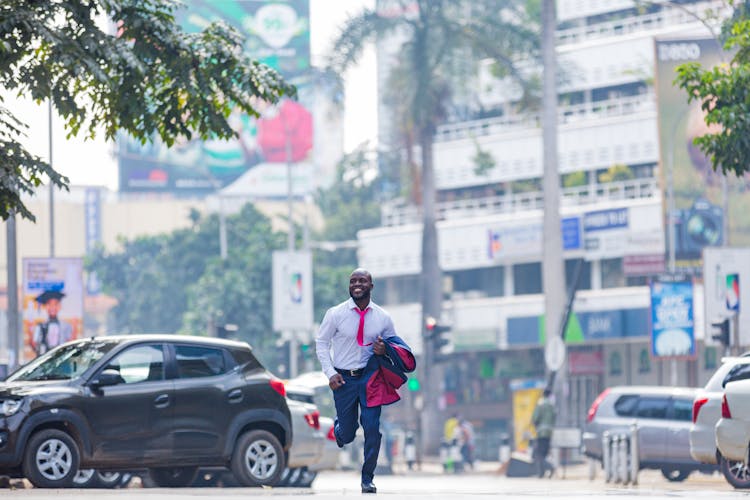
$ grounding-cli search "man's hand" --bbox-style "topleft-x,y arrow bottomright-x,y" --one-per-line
329,373 -> 345,390
373,336 -> 386,356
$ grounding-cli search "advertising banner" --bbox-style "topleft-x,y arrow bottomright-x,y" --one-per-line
655,38 -> 750,269
272,250 -> 313,331
22,258 -> 84,361
118,0 -> 316,195
703,247 -> 750,346
509,379 -> 545,451
650,280 -> 695,358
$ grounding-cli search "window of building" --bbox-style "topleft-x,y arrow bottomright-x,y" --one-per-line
638,348 -> 651,374
704,347 -> 717,370
601,258 -> 625,288
565,259 -> 591,291
448,267 -> 504,298
381,275 -> 420,305
513,263 -> 542,295
609,351 -> 623,376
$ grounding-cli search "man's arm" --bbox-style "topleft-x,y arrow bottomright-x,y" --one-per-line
315,308 -> 337,380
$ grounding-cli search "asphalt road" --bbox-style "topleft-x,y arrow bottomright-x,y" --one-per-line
0,463 -> 744,499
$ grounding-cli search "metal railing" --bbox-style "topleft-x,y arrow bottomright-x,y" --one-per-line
380,178 -> 659,226
434,93 -> 654,143
601,426 -> 639,485
556,0 -> 727,46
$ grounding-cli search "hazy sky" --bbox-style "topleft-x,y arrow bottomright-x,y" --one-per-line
8,0 -> 376,191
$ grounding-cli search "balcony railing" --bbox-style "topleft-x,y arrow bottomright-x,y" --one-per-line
434,93 -> 654,143
381,177 -> 659,226
556,0 -> 727,46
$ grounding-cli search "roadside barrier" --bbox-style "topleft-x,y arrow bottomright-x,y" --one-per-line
601,425 -> 639,485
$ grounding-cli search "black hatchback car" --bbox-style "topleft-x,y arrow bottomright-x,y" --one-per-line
0,335 -> 292,488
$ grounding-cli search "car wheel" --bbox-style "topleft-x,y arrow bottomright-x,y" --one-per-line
23,429 -> 80,488
73,469 -> 97,488
231,429 -> 285,487
660,467 -> 690,482
721,456 -> 750,488
96,471 -> 124,488
148,466 -> 199,487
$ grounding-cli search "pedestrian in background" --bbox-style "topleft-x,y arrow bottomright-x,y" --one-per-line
316,268 -> 415,494
531,388 -> 557,478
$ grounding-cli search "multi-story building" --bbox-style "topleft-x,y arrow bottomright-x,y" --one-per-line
366,0 -> 729,458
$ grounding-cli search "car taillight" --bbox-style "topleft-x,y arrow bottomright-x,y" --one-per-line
326,425 -> 336,441
722,394 -> 732,419
269,378 -> 286,397
692,397 -> 709,423
587,388 -> 610,423
304,410 -> 320,430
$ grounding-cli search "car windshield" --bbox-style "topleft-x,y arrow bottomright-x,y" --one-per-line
7,340 -> 117,382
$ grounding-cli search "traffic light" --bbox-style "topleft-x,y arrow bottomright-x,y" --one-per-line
407,377 -> 421,391
711,318 -> 731,346
425,316 -> 451,350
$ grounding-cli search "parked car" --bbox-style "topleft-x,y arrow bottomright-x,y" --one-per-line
690,355 -> 750,488
715,376 -> 750,485
583,386 -> 716,482
0,335 -> 292,488
284,384 -> 339,487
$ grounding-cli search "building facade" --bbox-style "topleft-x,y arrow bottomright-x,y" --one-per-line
368,0 -> 729,458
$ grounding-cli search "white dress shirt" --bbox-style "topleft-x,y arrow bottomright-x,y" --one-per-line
315,298 -> 397,380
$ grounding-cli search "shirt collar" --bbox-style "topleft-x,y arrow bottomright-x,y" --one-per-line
347,297 -> 374,312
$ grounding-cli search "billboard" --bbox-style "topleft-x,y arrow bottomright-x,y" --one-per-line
655,38 -> 750,269
22,258 -> 84,361
649,280 -> 695,359
703,247 -> 750,347
272,250 -> 313,331
118,0 -> 318,195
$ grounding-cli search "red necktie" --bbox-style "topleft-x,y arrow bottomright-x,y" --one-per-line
355,308 -> 372,346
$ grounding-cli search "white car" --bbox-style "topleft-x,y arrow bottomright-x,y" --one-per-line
690,356 -> 750,488
716,376 -> 750,487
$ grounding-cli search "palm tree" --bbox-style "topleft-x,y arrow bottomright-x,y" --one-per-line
329,0 -> 539,447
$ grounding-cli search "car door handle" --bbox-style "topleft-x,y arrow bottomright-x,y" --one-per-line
227,389 -> 243,404
154,394 -> 170,409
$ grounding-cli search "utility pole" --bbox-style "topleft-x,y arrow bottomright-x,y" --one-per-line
541,0 -> 568,423
6,213 -> 19,371
48,100 -> 55,258
284,102 -> 298,379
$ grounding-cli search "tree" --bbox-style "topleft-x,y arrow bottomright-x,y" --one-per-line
674,3 -> 750,177
329,0 -> 539,448
1,0 -> 295,221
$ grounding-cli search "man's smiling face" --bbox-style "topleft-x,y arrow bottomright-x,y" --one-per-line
349,270 -> 373,301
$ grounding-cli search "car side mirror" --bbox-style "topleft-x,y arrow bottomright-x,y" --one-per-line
90,369 -> 122,388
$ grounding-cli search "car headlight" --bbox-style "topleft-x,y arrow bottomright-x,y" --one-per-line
0,399 -> 22,417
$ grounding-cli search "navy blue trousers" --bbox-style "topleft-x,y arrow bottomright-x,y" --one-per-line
332,372 -> 382,483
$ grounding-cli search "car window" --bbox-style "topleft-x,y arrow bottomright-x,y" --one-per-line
9,340 -> 117,382
175,345 -> 227,379
635,397 -> 669,419
613,395 -> 638,417
105,344 -> 165,384
230,348 -> 262,371
723,362 -> 750,387
704,360 -> 740,391
671,398 -> 692,421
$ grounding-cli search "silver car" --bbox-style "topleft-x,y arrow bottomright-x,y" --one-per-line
583,386 -> 716,482
690,356 -> 750,488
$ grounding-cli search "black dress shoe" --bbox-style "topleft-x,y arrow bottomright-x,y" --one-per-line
361,481 -> 377,493
334,431 -> 344,449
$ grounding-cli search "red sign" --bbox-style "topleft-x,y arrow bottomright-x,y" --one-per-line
623,254 -> 666,276
568,351 -> 604,375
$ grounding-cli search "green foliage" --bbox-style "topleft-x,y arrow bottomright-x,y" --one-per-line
86,204 -> 285,356
674,9 -> 750,177
312,146 -> 383,320
562,171 -> 588,188
511,178 -> 541,193
472,140 -> 496,177
1,0 -> 294,221
598,164 -> 634,183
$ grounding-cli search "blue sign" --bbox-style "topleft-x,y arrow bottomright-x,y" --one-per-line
584,208 -> 628,232
650,281 -> 695,358
562,217 -> 581,250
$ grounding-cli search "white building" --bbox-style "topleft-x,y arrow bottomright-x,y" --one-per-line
367,0 -> 728,457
